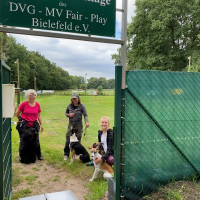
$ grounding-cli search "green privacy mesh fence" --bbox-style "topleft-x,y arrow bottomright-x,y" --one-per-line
121,70 -> 200,199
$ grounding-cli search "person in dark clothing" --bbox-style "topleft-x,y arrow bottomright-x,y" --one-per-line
64,93 -> 89,160
89,116 -> 114,166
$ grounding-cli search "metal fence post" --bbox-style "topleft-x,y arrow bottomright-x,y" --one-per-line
114,65 -> 122,200
0,60 -> 12,200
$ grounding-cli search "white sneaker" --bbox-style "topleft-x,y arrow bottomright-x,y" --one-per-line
64,155 -> 68,161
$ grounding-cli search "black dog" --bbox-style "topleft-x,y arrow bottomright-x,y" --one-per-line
70,129 -> 91,164
19,127 -> 39,164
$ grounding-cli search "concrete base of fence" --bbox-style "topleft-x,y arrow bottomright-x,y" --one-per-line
108,177 -> 114,200
19,190 -> 78,200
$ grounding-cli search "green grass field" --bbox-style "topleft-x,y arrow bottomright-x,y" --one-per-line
12,95 -> 114,199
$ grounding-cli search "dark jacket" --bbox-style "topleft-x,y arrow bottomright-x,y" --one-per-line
98,129 -> 114,161
65,103 -> 88,125
16,117 -> 40,136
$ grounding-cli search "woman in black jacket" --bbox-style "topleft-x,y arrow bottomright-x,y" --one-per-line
94,116 -> 114,165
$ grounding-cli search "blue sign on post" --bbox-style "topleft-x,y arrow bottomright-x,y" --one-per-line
0,0 -> 116,37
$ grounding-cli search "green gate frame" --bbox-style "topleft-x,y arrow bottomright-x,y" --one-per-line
114,66 -> 122,200
0,60 -> 12,200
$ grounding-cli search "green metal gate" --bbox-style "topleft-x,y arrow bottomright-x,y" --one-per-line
0,60 -> 12,200
114,69 -> 200,200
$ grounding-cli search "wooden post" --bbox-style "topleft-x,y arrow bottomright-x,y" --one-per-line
188,56 -> 191,72
1,32 -> 7,61
33,69 -> 36,90
16,59 -> 20,88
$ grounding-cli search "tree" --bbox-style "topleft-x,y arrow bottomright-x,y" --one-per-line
5,36 -> 30,88
97,86 -> 103,95
113,0 -> 200,71
0,34 -> 76,90
80,83 -> 87,90
111,48 -> 121,66
1,34 -> 114,90
87,77 -> 100,89
87,77 -> 115,89
187,49 -> 200,72
107,79 -> 115,89
98,77 -> 107,89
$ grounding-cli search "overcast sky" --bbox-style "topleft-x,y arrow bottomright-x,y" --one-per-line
9,0 -> 136,80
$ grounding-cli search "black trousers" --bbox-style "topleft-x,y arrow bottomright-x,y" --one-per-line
64,123 -> 83,156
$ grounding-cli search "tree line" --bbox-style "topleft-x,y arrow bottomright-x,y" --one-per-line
2,0 -> 200,91
112,0 -> 200,72
0,34 -> 115,90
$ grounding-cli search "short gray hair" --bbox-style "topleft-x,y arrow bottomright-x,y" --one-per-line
26,89 -> 37,97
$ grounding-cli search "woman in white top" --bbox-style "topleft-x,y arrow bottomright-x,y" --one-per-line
94,116 -> 114,166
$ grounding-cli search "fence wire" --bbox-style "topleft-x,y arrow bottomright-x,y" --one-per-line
120,70 -> 200,199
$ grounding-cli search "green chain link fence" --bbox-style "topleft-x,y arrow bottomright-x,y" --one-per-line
120,70 -> 200,199
0,60 -> 12,200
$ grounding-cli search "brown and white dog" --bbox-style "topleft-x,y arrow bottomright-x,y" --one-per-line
96,142 -> 105,156
89,143 -> 113,181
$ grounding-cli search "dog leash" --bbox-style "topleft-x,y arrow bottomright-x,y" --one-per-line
84,127 -> 87,136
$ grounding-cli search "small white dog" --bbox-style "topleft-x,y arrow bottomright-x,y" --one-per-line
89,143 -> 113,181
